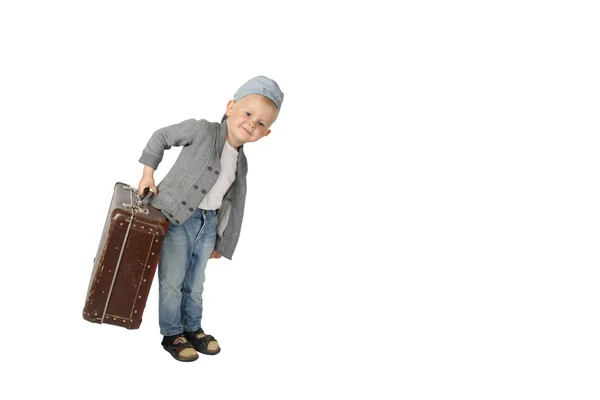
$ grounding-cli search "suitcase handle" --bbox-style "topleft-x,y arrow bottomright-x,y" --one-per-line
136,187 -> 150,205
121,185 -> 150,214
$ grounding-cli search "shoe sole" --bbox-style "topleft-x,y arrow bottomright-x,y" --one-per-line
196,347 -> 221,356
163,346 -> 199,362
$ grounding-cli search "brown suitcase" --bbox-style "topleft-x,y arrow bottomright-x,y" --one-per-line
83,182 -> 168,329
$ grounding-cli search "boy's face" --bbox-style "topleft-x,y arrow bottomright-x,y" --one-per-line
225,94 -> 278,147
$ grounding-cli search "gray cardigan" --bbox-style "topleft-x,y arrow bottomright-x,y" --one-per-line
139,118 -> 247,260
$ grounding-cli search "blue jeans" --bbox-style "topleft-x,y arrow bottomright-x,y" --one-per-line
158,208 -> 217,336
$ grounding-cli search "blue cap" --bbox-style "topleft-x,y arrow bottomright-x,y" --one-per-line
234,76 -> 284,110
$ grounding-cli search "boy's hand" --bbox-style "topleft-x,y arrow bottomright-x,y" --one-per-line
138,176 -> 158,196
209,250 -> 222,259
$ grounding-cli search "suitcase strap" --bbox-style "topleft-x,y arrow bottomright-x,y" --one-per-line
101,185 -> 147,323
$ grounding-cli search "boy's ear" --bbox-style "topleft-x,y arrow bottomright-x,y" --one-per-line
263,129 -> 272,137
225,100 -> 236,116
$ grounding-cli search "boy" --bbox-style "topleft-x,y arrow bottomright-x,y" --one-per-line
138,76 -> 283,362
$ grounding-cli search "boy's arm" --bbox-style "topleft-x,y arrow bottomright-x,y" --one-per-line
138,165 -> 158,195
138,119 -> 199,170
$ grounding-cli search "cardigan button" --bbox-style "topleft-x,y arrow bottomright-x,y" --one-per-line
175,220 -> 180,224
193,185 -> 199,189
182,201 -> 187,205
208,166 -> 213,171
189,208 -> 194,212
169,213 -> 173,217
201,189 -> 207,194
215,170 -> 220,175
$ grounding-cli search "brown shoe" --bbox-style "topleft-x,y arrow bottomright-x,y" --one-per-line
162,335 -> 199,362
184,329 -> 221,355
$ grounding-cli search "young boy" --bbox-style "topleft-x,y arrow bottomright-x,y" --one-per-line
137,76 -> 283,362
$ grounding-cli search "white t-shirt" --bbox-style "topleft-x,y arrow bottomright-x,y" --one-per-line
198,139 -> 239,210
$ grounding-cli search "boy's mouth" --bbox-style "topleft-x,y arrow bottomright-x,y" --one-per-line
241,127 -> 251,136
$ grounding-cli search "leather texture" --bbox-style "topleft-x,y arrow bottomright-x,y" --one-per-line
83,182 -> 168,329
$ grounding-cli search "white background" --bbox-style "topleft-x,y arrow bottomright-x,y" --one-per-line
1,1 -> 599,399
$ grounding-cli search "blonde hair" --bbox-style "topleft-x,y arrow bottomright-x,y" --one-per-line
221,95 -> 279,123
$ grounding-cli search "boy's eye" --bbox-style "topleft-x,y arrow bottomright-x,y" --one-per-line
259,122 -> 264,127
245,111 -> 251,116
